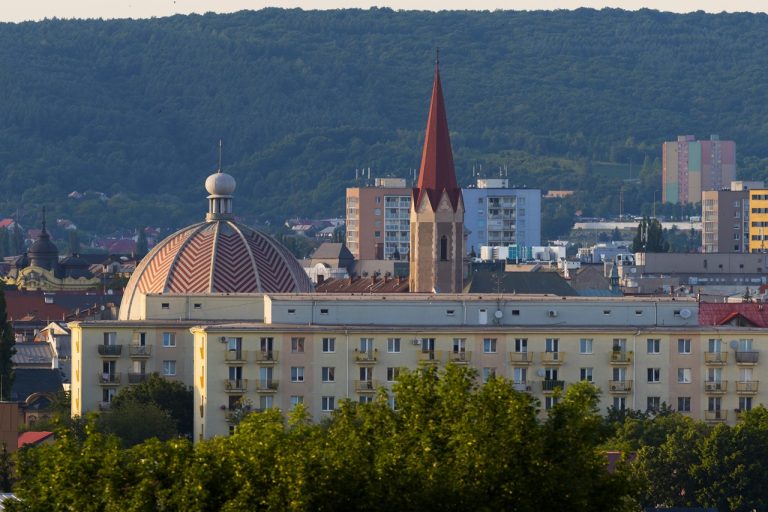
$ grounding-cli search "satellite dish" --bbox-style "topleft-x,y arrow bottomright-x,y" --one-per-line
536,369 -> 545,377
494,310 -> 503,319
730,340 -> 739,349
679,308 -> 692,319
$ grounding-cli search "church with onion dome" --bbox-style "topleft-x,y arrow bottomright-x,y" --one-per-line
5,211 -> 100,292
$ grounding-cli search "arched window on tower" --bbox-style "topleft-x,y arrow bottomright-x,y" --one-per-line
440,235 -> 448,261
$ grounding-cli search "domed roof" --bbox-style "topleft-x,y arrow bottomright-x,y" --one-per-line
29,231 -> 58,257
205,171 -> 236,196
119,166 -> 313,320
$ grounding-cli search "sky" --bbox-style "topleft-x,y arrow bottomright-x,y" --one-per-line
2,0 -> 768,22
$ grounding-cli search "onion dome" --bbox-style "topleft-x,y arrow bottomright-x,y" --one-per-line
28,210 -> 59,271
119,168 -> 313,320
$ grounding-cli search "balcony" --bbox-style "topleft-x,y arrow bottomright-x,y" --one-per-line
541,380 -> 565,393
512,381 -> 533,392
609,351 -> 632,364
98,402 -> 111,411
98,372 -> 121,385
418,350 -> 443,364
255,351 -> 279,364
704,381 -> 728,393
354,380 -> 380,393
509,352 -> 533,364
704,352 -> 728,365
128,344 -> 152,358
448,351 -> 472,364
608,380 -> 633,393
704,410 -> 727,422
736,380 -> 759,394
97,345 -> 123,357
225,350 -> 248,363
224,379 -> 248,392
354,349 -> 379,363
736,351 -> 759,364
540,352 -> 565,365
127,372 -> 149,384
255,380 -> 279,392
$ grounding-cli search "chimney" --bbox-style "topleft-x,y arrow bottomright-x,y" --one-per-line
317,274 -> 325,285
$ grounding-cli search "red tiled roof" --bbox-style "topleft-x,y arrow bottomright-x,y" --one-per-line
18,431 -> 53,448
413,63 -> 461,212
5,292 -> 68,321
699,302 -> 768,327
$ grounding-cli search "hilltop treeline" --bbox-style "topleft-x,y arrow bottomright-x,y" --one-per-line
2,8 -> 768,232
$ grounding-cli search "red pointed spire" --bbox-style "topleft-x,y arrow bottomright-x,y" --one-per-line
414,60 -> 461,212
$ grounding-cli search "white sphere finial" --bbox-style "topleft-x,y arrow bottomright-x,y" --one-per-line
205,171 -> 237,196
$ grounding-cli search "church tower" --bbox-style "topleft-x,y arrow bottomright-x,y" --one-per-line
409,58 -> 464,293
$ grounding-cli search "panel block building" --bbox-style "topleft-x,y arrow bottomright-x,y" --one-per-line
663,135 -> 736,205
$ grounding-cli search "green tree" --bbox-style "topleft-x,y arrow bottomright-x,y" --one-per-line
136,226 -> 148,256
0,442 -> 12,492
631,216 -> 669,253
67,229 -> 80,255
99,400 -> 178,447
11,225 -> 23,256
0,288 -> 15,401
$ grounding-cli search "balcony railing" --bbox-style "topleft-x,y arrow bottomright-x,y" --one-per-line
354,349 -> 379,363
512,381 -> 533,392
736,380 -> 759,394
541,352 -> 565,364
98,402 -> 111,411
127,372 -> 148,384
509,352 -> 533,364
610,351 -> 632,364
608,380 -> 633,393
541,379 -> 565,392
418,350 -> 443,363
255,351 -> 279,363
225,350 -> 248,362
704,410 -> 727,422
354,380 -> 380,392
98,344 -> 123,356
704,352 -> 728,364
225,379 -> 248,392
736,351 -> 759,364
704,381 -> 728,393
255,379 -> 279,392
98,372 -> 121,385
128,344 -> 151,357
448,351 -> 472,363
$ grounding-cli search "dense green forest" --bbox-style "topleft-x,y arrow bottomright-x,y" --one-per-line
2,8 -> 768,233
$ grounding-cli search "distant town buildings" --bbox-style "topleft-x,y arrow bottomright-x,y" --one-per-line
701,181 -> 762,253
662,135 -> 736,205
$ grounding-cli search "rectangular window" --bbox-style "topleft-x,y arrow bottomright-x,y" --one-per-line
291,337 -> 305,353
163,332 -> 176,347
321,396 -> 335,412
386,367 -> 400,382
739,396 -> 753,412
322,338 -> 336,353
453,338 -> 467,353
103,332 -> 117,345
320,308 -> 329,315
677,397 -> 691,412
647,396 -> 661,412
193,303 -> 202,310
163,360 -> 176,376
481,367 -> 496,383
544,396 -> 558,410
291,367 -> 305,383
580,367 -> 593,382
259,396 -> 273,410
647,368 -> 661,383
360,338 -> 374,353
677,339 -> 691,354
579,338 -> 593,354
677,368 -> 692,384
387,338 -> 401,353
290,395 -> 304,408
321,367 -> 335,383
483,338 -> 497,353
514,338 -> 528,352
613,397 -> 626,410
513,367 -> 527,384
647,338 -> 660,354
545,338 -> 559,352
161,303 -> 169,309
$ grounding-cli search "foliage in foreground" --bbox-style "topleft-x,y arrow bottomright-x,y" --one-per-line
8,366 -> 635,512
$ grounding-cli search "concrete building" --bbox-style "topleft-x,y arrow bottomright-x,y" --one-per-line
345,178 -> 412,261
702,188 -> 751,253
662,135 -> 736,205
749,188 -> 768,253
463,179 -> 541,255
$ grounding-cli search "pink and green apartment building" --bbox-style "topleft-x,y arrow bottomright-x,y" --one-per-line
662,135 -> 736,205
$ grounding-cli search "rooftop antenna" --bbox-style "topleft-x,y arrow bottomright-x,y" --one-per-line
217,139 -> 223,173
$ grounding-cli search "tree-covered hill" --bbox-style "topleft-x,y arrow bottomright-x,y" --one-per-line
2,8 -> 768,232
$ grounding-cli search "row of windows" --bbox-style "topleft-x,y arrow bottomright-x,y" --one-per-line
103,332 -> 176,347
289,366 -> 401,383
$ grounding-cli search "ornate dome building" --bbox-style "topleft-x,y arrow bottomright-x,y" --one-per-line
119,169 -> 313,320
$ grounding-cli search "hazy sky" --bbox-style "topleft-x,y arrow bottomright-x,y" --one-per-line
2,0 -> 767,22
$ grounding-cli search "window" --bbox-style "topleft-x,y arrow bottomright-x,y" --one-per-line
453,338 -> 467,354
647,396 -> 661,412
386,367 -> 400,382
387,338 -> 401,353
613,397 -> 626,411
288,309 -> 296,314
290,395 -> 304,408
512,310 -> 520,316
291,367 -> 305,383
163,360 -> 176,376
544,396 -> 558,410
374,208 -> 381,216
103,332 -> 117,345
320,308 -> 329,315
513,367 -> 527,384
360,338 -> 374,353
322,338 -> 335,353
321,367 -> 335,383
677,397 -> 691,412
677,339 -> 691,354
321,396 -> 335,412
579,338 -> 593,354
359,395 -> 374,404
193,303 -> 202,310
374,231 -> 381,238
259,396 -> 274,410
481,367 -> 496,383
677,368 -> 692,384
647,338 -> 660,354
440,236 -> 448,261
161,303 -> 169,309
291,337 -> 305,353
603,310 -> 611,315
545,338 -> 559,353
580,367 -> 593,382
739,396 -> 753,412
647,368 -> 661,383
163,332 -> 176,347
514,338 -> 528,352
483,338 -> 497,353
446,309 -> 455,316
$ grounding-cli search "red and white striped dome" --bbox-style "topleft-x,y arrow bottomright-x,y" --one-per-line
119,170 -> 313,320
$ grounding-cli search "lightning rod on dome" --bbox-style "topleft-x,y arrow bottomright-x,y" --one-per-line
218,139 -> 223,173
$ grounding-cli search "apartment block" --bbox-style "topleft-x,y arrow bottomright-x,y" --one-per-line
663,135 -> 736,205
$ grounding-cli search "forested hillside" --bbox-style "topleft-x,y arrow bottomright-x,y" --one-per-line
2,8 -> 768,232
